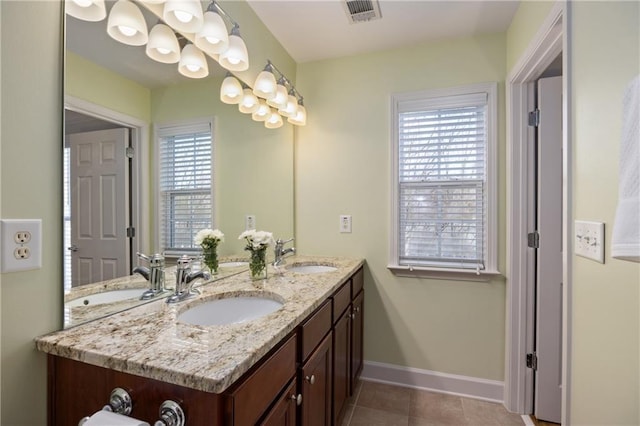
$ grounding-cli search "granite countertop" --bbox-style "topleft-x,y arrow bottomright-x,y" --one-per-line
62,256 -> 251,328
36,255 -> 364,394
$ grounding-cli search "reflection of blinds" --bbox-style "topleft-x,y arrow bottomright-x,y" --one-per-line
63,147 -> 71,291
158,122 -> 212,253
398,98 -> 487,269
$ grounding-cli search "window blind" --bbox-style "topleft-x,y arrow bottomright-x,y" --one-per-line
158,123 -> 212,254
398,102 -> 487,269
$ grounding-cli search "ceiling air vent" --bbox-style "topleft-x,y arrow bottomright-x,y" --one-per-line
343,0 -> 382,24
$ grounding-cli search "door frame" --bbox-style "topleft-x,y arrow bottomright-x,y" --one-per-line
64,95 -> 150,261
504,2 -> 572,424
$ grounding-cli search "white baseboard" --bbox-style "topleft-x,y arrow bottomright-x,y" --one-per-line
361,360 -> 504,403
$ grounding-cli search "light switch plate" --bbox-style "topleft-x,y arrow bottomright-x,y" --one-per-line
575,220 -> 605,263
339,215 -> 352,233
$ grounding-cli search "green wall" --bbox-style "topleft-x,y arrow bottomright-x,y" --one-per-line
1,2 -> 63,424
569,1 -> 639,424
295,32 -> 508,381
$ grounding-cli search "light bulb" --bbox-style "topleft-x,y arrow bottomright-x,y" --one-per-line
156,47 -> 170,55
118,25 -> 137,37
186,64 -> 200,72
173,10 -> 193,23
72,0 -> 93,7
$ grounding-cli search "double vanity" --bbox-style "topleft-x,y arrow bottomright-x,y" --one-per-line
36,255 -> 364,425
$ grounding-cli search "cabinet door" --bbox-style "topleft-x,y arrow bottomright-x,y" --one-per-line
260,379 -> 298,426
301,333 -> 332,426
351,290 -> 364,391
333,308 -> 351,425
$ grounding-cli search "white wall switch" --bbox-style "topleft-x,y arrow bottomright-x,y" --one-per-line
245,215 -> 256,231
575,220 -> 605,263
1,219 -> 42,272
340,215 -> 352,233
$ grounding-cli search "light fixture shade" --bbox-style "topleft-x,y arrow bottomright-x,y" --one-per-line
107,0 -> 148,46
220,75 -> 243,104
219,29 -> 249,71
163,0 -> 204,34
178,44 -> 209,79
279,93 -> 299,118
253,67 -> 277,99
267,81 -> 288,109
65,0 -> 106,22
239,89 -> 260,114
265,111 -> 284,129
138,0 -> 165,3
146,24 -> 180,63
195,10 -> 229,55
252,101 -> 271,122
288,104 -> 307,126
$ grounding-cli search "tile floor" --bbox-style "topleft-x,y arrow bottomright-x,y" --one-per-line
341,380 -> 526,426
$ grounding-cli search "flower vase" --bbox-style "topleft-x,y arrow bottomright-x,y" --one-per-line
249,247 -> 268,280
203,245 -> 219,275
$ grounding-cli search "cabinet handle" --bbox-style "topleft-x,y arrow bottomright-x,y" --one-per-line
354,306 -> 361,313
305,374 -> 316,385
291,393 -> 303,406
349,312 -> 356,319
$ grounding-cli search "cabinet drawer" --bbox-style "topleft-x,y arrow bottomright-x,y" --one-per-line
332,282 -> 351,324
301,300 -> 332,362
351,268 -> 364,299
225,333 -> 297,426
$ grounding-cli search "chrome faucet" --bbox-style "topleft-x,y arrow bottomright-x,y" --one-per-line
273,238 -> 295,267
167,255 -> 210,304
133,252 -> 166,300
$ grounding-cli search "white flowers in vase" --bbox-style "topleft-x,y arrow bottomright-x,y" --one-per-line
238,230 -> 274,279
195,229 -> 224,273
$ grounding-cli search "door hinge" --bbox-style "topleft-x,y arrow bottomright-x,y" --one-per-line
126,146 -> 135,159
526,353 -> 538,370
527,231 -> 540,248
126,227 -> 135,238
528,108 -> 540,127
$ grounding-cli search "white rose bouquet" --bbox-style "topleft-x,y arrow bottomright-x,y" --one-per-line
195,229 -> 225,273
238,230 -> 274,279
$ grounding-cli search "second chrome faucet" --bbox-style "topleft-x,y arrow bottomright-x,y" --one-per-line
167,255 -> 210,304
273,238 -> 295,267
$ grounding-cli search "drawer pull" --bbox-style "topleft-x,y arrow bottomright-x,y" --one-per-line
305,375 -> 316,385
354,306 -> 361,314
291,393 -> 303,406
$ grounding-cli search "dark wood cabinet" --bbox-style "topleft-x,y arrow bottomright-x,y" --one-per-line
47,267 -> 364,426
301,333 -> 332,426
260,379 -> 298,426
351,289 -> 364,389
332,308 -> 350,425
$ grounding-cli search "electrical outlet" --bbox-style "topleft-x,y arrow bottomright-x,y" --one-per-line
245,215 -> 256,231
575,220 -> 605,263
340,215 -> 352,233
1,219 -> 42,272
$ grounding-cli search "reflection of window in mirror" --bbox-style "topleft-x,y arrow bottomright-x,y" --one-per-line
156,119 -> 214,257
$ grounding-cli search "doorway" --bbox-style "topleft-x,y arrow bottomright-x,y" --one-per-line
63,97 -> 149,292
504,2 -> 572,425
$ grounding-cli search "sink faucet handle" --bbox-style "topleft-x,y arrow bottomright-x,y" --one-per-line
137,252 -> 151,263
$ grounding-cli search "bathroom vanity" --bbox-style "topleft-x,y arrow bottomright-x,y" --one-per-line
36,256 -> 364,426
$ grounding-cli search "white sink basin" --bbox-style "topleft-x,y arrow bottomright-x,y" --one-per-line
288,265 -> 337,274
66,288 -> 144,307
178,296 -> 284,326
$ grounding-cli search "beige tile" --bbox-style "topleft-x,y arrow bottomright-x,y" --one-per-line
341,404 -> 355,426
461,398 -> 524,426
349,379 -> 364,404
350,406 -> 409,426
358,381 -> 412,415
409,390 -> 468,425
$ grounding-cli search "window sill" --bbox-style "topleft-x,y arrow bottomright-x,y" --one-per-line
387,264 -> 503,282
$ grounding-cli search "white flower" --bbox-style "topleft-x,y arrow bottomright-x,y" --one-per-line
195,228 -> 224,245
238,230 -> 274,249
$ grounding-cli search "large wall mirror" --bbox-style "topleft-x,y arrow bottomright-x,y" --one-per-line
63,1 -> 295,328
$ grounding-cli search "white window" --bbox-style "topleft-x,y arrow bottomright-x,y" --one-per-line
389,83 -> 498,278
156,119 -> 213,255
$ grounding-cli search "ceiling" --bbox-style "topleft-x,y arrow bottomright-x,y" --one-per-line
66,0 -> 520,88
247,0 -> 520,63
